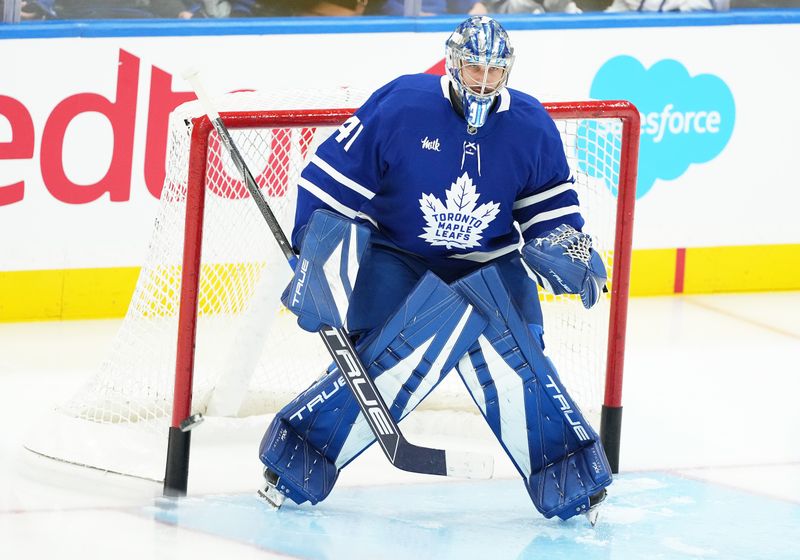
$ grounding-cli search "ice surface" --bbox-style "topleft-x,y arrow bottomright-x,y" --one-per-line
1,293 -> 799,559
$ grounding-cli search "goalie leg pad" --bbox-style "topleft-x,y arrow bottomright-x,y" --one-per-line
452,265 -> 612,520
260,271 -> 487,504
282,209 -> 371,332
258,417 -> 339,506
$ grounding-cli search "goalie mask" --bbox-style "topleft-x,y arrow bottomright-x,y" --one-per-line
445,16 -> 515,130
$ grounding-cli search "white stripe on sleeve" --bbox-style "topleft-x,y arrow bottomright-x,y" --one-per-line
518,205 -> 581,233
355,212 -> 379,229
311,156 -> 376,200
448,242 -> 520,263
298,177 -> 358,219
512,183 -> 574,210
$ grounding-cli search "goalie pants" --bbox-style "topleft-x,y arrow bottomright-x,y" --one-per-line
346,243 -> 545,342
259,245 -> 611,518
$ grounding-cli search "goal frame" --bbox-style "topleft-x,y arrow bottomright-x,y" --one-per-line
165,101 -> 640,495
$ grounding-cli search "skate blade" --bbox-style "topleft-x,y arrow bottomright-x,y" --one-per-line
586,505 -> 601,527
257,485 -> 285,510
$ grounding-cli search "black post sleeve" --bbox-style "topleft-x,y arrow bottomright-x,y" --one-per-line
163,427 -> 191,496
600,405 -> 622,474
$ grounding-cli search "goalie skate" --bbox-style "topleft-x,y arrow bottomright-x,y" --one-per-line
257,467 -> 285,510
586,488 -> 607,527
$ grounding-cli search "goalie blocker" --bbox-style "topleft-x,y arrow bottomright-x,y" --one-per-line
282,209 -> 371,332
260,255 -> 611,519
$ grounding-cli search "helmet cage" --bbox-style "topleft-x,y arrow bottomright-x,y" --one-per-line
454,59 -> 512,99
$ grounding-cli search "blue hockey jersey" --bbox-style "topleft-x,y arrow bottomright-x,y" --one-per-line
293,73 -> 584,277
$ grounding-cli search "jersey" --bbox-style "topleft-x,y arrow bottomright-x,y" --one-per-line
293,73 -> 584,279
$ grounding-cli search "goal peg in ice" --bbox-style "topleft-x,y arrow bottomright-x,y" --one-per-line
179,413 -> 204,432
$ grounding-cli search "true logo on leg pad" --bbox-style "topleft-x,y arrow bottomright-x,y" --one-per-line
544,374 -> 591,442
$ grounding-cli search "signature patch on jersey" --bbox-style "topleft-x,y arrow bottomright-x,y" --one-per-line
419,172 -> 500,250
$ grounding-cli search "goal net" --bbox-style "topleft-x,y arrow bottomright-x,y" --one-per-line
26,90 -> 638,484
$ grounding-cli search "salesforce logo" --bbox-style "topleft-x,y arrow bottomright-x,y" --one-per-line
580,55 -> 735,199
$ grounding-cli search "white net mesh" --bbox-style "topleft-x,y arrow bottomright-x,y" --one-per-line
26,91 -> 628,481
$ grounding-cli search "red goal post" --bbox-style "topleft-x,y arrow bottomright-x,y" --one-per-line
543,100 -> 640,477
168,100 -> 640,493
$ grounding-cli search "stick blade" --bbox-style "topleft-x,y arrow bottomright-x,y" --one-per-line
445,450 -> 494,479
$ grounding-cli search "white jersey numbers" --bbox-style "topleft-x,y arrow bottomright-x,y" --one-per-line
335,116 -> 364,152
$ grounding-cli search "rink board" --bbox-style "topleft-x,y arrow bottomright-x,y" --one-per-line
2,11 -> 800,320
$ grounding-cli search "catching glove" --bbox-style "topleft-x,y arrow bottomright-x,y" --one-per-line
521,224 -> 607,309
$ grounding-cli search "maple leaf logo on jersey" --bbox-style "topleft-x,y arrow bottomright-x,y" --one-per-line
419,172 -> 500,250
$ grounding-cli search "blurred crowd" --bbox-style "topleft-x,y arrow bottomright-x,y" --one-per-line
6,0 -> 797,20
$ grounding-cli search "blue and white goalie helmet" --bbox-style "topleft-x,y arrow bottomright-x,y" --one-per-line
445,16 -> 515,130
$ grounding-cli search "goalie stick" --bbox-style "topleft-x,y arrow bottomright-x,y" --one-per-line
178,69 -> 493,484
